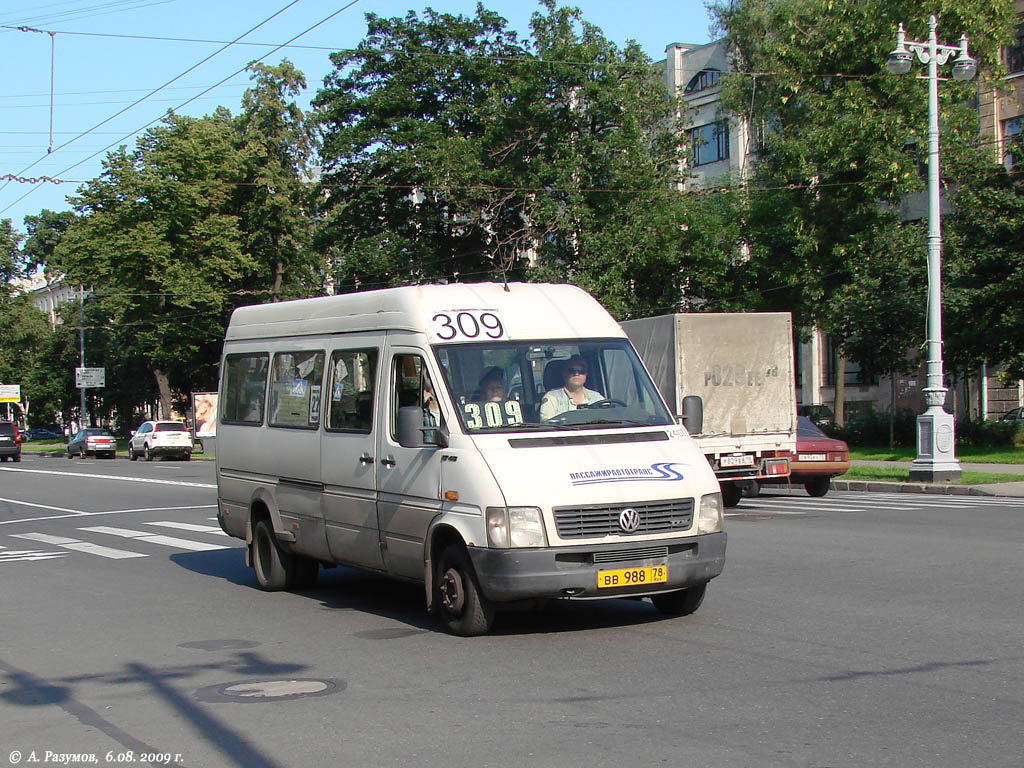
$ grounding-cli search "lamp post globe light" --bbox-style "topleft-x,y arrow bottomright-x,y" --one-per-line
886,15 -> 977,482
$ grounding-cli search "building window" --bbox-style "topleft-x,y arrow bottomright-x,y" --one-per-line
689,121 -> 730,166
1003,116 -> 1024,168
684,68 -> 721,95
1005,21 -> 1024,74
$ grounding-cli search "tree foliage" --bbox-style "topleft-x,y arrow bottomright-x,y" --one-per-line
313,1 -> 736,316
711,0 -> 1014,380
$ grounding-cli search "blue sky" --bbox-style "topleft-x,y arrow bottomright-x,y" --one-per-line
0,0 -> 718,233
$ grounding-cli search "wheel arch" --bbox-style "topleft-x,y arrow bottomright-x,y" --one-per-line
424,520 -> 472,612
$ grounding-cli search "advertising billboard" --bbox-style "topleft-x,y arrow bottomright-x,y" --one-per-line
192,392 -> 218,438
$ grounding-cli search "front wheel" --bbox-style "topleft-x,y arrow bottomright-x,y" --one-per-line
720,482 -> 742,508
805,476 -> 831,497
436,545 -> 494,636
651,583 -> 707,616
129,446 -> 137,461
252,519 -> 292,591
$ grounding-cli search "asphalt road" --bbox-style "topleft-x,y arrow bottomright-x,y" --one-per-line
2,453 -> 1023,768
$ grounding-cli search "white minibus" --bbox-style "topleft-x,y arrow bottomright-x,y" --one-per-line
215,282 -> 726,635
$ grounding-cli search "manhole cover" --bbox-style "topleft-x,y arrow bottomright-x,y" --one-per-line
195,678 -> 344,704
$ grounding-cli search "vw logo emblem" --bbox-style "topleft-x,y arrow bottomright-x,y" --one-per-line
618,507 -> 641,533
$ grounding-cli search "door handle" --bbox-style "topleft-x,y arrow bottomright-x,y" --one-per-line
359,453 -> 374,465
380,455 -> 396,467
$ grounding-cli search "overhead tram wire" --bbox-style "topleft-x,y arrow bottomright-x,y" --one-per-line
0,0 -> 364,218
0,0 -> 306,205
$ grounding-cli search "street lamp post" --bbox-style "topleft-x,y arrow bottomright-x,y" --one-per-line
887,15 -> 977,483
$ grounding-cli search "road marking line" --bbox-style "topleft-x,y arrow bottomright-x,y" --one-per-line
80,526 -> 229,552
0,466 -> 215,489
12,532 -> 148,559
0,496 -> 88,515
146,521 -> 227,535
0,504 -> 218,527
0,550 -> 68,562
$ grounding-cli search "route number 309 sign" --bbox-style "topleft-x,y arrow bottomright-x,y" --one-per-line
429,309 -> 507,342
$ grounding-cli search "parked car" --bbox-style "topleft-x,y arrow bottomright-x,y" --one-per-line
998,407 -> 1024,425
22,427 -> 61,441
67,427 -> 118,459
0,421 -> 22,462
745,416 -> 850,498
129,420 -> 192,461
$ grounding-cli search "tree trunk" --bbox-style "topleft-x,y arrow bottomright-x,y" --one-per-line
154,369 -> 172,419
833,357 -> 846,427
272,259 -> 284,302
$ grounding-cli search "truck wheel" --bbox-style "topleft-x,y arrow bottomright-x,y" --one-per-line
436,544 -> 494,636
805,477 -> 830,497
252,519 -> 292,591
651,583 -> 707,616
720,482 -> 742,508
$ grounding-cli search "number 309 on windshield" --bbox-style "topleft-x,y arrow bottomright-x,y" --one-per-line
430,310 -> 507,342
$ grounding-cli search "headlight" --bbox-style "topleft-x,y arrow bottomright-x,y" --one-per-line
485,506 -> 548,548
698,492 -> 724,533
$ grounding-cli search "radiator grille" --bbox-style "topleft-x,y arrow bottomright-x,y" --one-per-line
592,546 -> 670,564
554,498 -> 694,539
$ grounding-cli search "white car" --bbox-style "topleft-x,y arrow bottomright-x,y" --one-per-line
129,420 -> 193,461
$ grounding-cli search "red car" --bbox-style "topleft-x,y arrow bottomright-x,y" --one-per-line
755,416 -> 850,497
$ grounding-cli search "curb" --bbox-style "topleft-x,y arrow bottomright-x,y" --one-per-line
832,479 -> 996,497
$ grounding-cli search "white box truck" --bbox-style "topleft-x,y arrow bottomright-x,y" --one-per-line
622,312 -> 797,507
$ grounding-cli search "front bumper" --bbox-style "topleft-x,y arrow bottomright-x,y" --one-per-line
467,532 -> 726,603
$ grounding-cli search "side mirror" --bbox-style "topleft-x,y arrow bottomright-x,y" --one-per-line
679,395 -> 703,435
396,407 -> 448,448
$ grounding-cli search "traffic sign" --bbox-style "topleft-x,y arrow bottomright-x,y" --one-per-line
0,384 -> 20,402
75,367 -> 105,388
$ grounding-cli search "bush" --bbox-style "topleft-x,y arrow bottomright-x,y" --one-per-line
956,419 -> 1023,448
823,408 -> 918,447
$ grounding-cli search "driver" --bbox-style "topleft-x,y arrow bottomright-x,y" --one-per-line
539,355 -> 603,420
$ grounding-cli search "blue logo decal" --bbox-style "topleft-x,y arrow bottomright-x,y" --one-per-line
569,462 -> 687,486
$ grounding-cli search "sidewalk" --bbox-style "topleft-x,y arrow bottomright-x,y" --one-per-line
835,460 -> 1024,499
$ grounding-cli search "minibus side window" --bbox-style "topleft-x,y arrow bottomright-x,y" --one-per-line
326,349 -> 378,433
268,351 -> 325,429
391,354 -> 445,445
221,353 -> 269,426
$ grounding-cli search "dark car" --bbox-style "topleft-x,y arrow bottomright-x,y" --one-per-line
998,407 -> 1024,425
67,427 -> 118,459
22,427 -> 61,441
0,421 -> 22,462
797,404 -> 835,426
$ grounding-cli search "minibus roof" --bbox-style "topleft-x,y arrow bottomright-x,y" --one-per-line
224,282 -> 626,342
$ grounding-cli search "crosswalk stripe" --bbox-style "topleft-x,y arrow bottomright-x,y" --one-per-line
0,550 -> 68,562
80,525 -> 229,552
146,521 -> 227,535
12,532 -> 147,559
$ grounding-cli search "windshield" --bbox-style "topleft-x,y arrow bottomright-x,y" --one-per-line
434,339 -> 673,434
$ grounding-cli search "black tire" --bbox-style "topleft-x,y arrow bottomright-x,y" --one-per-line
291,556 -> 319,590
436,544 -> 494,636
67,449 -> 74,459
651,583 -> 707,616
805,476 -> 831,497
129,446 -> 137,461
252,519 -> 292,591
144,445 -> 154,461
0,456 -> 6,462
720,482 -> 742,508
183,453 -> 191,462
13,453 -> 21,462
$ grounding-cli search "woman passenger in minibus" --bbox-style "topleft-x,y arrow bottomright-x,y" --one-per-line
476,367 -> 506,403
539,355 -> 603,420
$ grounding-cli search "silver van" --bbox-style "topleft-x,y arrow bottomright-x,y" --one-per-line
216,282 -> 726,635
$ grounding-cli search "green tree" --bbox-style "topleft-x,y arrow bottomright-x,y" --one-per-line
711,0 -> 1013,419
313,2 -> 734,315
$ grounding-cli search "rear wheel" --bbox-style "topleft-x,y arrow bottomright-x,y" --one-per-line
805,476 -> 831,497
651,583 -> 707,616
13,453 -> 21,462
144,445 -> 154,461
720,482 -> 742,508
252,519 -> 292,591
436,544 -> 494,636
